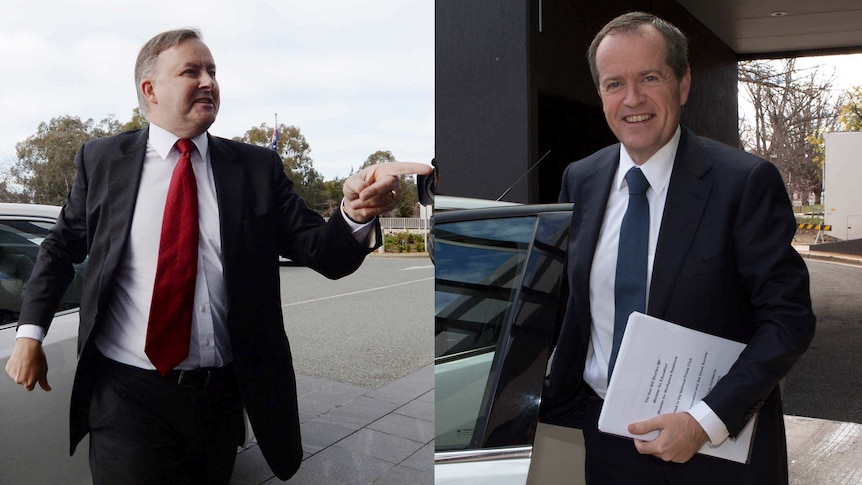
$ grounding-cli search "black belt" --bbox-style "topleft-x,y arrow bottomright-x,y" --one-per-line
151,365 -> 234,388
95,350 -> 234,389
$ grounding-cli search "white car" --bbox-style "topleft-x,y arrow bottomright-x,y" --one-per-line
433,202 -> 587,484
0,203 -> 91,484
0,203 -> 254,484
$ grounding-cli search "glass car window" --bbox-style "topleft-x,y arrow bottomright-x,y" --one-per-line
0,219 -> 86,325
434,215 -> 537,451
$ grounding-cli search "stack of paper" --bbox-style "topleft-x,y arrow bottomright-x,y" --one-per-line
598,312 -> 756,463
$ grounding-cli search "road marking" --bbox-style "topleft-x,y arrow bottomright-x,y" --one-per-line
282,276 -> 434,308
402,265 -> 434,271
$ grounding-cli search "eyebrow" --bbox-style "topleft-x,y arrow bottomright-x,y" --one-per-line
601,67 -> 665,83
182,61 -> 216,71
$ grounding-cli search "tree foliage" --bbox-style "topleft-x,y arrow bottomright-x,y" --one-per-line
122,107 -> 150,132
838,86 -> 862,131
9,115 -> 129,205
322,177 -> 346,217
0,172 -> 28,203
234,123 -> 328,212
360,150 -> 397,170
738,59 -> 842,204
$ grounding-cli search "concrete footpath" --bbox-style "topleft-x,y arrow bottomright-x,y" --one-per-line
787,416 -> 862,484
230,365 -> 433,484
795,244 -> 862,267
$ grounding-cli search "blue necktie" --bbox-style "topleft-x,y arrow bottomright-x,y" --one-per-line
609,167 -> 650,377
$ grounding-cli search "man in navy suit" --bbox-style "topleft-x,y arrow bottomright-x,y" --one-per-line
542,12 -> 814,484
5,28 -> 430,483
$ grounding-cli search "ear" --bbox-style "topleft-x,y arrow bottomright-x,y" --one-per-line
141,78 -> 157,106
679,68 -> 691,106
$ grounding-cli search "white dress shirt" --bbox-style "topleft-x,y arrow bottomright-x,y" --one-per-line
18,124 -> 374,371
584,126 -> 730,445
98,125 -> 228,370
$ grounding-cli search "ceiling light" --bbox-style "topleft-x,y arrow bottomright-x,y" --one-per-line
770,11 -> 788,17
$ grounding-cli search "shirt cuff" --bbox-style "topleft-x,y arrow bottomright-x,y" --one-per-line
341,199 -> 375,244
687,400 -> 730,446
16,324 -> 47,343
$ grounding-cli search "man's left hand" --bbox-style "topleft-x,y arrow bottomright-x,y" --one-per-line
342,162 -> 433,223
628,412 -> 708,463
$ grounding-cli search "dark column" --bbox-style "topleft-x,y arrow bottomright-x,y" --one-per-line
436,0 -> 740,204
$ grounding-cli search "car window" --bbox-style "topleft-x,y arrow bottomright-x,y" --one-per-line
434,217 -> 536,358
434,215 -> 537,451
0,218 -> 86,325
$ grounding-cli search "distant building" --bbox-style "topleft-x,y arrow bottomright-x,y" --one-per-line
824,132 -> 862,240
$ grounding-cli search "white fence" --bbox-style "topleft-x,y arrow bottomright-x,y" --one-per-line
380,217 -> 428,234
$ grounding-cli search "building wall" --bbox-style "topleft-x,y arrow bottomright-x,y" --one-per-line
436,0 -> 740,203
435,0 -> 531,202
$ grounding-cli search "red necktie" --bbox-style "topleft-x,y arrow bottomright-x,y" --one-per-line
145,138 -> 199,376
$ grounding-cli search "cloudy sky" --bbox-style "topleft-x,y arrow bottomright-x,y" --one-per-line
795,53 -> 862,93
0,0 -> 433,180
2,1 -> 860,184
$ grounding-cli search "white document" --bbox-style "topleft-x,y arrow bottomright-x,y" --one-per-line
598,312 -> 756,464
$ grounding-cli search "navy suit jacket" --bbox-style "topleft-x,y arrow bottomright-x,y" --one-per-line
19,128 -> 378,480
542,127 -> 814,481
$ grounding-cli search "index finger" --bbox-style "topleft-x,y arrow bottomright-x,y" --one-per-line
374,162 -> 433,177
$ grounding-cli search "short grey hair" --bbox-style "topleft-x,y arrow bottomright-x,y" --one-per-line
134,28 -> 203,114
587,12 -> 689,89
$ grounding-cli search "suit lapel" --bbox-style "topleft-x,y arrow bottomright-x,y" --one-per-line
99,129 -> 148,301
573,152 -> 617,279
648,128 -> 712,317
207,135 -> 244,286
568,149 -> 617,332
106,128 -> 148,239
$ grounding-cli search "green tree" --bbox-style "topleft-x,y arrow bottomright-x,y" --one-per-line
359,150 -> 420,217
235,123 -> 328,212
11,115 -> 127,205
321,177 -> 346,217
121,107 -> 150,132
360,150 -> 397,170
838,86 -> 862,131
0,170 -> 28,203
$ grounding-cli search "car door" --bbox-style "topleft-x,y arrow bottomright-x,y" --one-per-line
0,208 -> 92,485
433,203 -> 574,484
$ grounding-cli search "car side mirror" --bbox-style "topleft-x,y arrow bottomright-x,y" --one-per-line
418,158 -> 438,206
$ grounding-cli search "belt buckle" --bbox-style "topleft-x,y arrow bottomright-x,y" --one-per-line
177,369 -> 212,388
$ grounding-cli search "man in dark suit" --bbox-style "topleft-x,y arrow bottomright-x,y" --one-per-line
541,12 -> 814,484
5,28 -> 430,483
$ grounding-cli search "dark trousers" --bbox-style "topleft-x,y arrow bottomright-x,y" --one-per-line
88,354 -> 244,485
582,387 -> 787,485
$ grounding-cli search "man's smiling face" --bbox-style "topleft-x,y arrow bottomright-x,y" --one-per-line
595,25 -> 690,165
142,38 -> 220,139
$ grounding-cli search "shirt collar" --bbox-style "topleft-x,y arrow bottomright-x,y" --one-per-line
148,123 -> 209,161
615,126 -> 680,196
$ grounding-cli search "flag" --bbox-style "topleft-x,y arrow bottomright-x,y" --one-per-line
270,126 -> 279,151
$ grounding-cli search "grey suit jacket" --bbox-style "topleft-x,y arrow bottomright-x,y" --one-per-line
19,128 -> 378,480
543,127 -> 815,482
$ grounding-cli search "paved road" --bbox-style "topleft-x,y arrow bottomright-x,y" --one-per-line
279,255 -> 434,388
783,259 -> 862,424
782,256 -> 862,485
